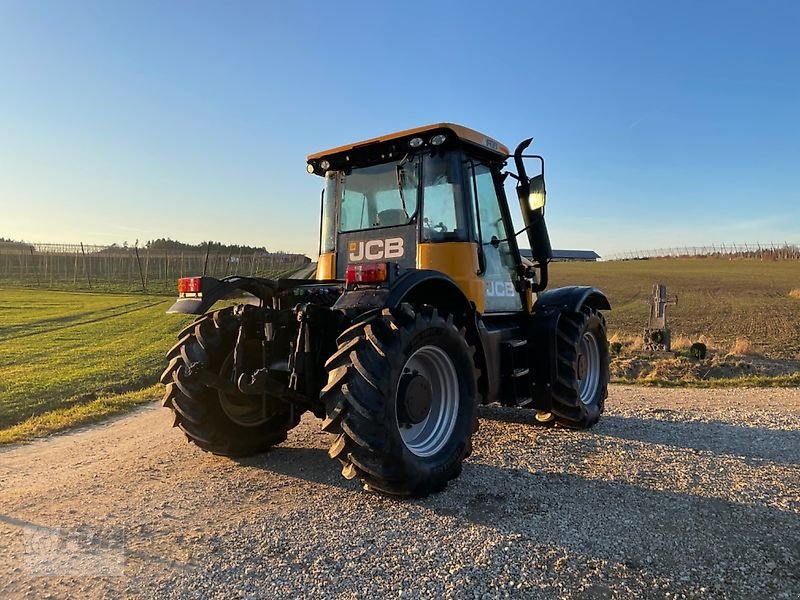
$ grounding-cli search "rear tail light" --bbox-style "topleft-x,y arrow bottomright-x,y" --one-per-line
178,277 -> 202,294
345,262 -> 387,285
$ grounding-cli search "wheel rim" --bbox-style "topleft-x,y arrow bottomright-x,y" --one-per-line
395,345 -> 459,458
577,331 -> 601,405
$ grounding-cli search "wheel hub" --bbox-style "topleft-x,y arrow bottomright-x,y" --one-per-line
398,370 -> 433,425
577,354 -> 587,380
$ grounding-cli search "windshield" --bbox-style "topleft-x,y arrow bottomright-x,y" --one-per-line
337,157 -> 420,232
331,152 -> 468,238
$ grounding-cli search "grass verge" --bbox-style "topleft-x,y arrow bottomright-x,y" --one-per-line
612,373 -> 800,388
0,385 -> 160,444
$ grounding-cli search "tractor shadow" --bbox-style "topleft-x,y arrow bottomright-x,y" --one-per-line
235,445 -> 358,492
477,403 -> 544,426
478,404 -> 799,466
227,412 -> 800,587
431,412 -> 798,583
598,414 -> 800,466
420,461 -> 800,589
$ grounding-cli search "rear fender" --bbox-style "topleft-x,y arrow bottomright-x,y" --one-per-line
387,270 -> 474,315
332,269 -> 474,315
334,269 -> 489,401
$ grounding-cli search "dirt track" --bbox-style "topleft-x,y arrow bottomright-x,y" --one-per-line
1,385 -> 798,599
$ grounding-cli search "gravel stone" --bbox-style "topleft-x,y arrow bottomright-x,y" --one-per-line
0,385 -> 798,598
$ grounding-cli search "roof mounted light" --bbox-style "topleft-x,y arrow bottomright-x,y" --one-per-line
306,163 -> 315,173
408,137 -> 424,148
320,159 -> 330,170
430,134 -> 447,146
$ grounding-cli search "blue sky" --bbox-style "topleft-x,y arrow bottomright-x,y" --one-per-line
1,1 -> 798,257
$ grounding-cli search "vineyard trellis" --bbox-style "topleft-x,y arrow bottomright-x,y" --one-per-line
0,242 -> 311,293
605,242 -> 800,262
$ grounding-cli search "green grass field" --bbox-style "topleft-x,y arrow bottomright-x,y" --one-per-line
0,288 -> 193,443
1,257 -> 798,443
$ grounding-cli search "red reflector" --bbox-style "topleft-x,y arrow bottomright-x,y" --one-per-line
178,277 -> 202,294
345,262 -> 387,285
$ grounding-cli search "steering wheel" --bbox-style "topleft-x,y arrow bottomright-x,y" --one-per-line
433,222 -> 448,233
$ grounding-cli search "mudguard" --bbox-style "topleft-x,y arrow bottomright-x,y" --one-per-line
533,285 -> 611,313
167,276 -> 276,314
386,270 -> 473,314
333,269 -> 473,316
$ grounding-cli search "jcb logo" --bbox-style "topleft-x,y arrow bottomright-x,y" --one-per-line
348,238 -> 404,262
486,280 -> 516,297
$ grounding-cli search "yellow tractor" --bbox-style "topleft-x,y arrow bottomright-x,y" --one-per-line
161,123 -> 610,496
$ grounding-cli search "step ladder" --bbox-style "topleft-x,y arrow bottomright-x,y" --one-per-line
500,338 -> 533,408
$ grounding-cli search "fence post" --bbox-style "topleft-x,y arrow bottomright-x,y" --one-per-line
144,248 -> 150,289
30,247 -> 41,287
134,243 -> 146,291
203,243 -> 210,276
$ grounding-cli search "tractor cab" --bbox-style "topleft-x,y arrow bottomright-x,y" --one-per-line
307,123 -> 551,314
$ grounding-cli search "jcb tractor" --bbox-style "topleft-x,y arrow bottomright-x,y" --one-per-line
161,123 -> 610,496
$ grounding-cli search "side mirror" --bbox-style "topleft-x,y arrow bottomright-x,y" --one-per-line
528,174 -> 546,212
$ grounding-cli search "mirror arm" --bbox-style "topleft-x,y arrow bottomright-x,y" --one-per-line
516,153 -> 546,180
487,223 -> 534,246
513,224 -> 530,238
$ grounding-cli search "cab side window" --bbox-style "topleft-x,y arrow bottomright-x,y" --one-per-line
421,154 -> 469,242
466,162 -> 522,312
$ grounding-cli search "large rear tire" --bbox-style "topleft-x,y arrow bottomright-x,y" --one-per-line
160,307 -> 300,456
550,306 -> 609,428
321,305 -> 478,496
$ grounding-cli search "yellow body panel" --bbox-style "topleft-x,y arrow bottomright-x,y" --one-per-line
307,123 -> 509,161
316,252 -> 336,280
524,289 -> 534,313
417,242 -> 485,313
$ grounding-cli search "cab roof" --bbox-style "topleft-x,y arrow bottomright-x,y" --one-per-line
306,123 -> 510,162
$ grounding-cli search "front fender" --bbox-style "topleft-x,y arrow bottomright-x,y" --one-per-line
167,276 -> 276,314
534,285 -> 611,313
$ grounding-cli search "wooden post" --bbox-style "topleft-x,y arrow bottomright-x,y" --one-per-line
203,243 -> 210,276
80,243 -> 91,288
30,247 -> 41,287
134,244 -> 146,291
144,248 -> 150,289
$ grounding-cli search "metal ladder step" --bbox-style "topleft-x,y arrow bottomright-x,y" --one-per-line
516,396 -> 534,408
500,338 -> 532,407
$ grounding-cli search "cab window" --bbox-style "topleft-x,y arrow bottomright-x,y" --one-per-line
421,153 -> 469,242
466,161 -> 522,312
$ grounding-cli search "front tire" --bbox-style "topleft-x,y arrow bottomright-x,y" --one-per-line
160,306 -> 301,456
321,305 -> 478,496
550,306 -> 609,428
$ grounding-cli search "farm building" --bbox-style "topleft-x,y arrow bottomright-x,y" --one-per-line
519,249 -> 600,262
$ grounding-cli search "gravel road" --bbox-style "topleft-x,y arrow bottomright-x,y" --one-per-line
1,385 -> 798,599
